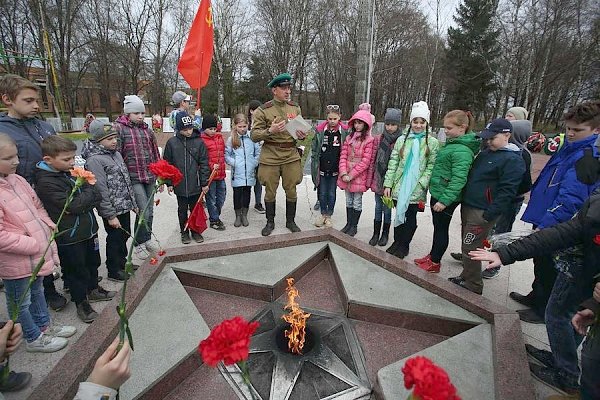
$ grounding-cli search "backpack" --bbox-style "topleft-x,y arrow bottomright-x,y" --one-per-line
526,132 -> 546,153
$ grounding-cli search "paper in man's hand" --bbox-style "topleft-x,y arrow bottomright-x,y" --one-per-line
285,115 -> 312,139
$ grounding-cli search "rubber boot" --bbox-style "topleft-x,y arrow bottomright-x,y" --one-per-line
368,220 -> 382,246
346,209 -> 361,237
378,222 -> 390,246
386,226 -> 401,254
285,201 -> 301,232
241,208 -> 249,226
262,202 -> 275,236
340,207 -> 353,234
234,209 -> 242,227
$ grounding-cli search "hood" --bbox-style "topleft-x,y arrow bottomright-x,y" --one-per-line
499,143 -> 521,152
447,132 -> 480,154
35,160 -> 59,173
510,120 -> 532,148
348,110 -> 373,134
81,139 -> 113,159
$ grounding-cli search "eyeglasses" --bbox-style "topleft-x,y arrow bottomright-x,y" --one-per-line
326,104 -> 340,111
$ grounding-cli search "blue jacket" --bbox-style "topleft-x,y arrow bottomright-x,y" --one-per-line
522,134 -> 600,229
225,132 -> 260,187
0,115 -> 56,184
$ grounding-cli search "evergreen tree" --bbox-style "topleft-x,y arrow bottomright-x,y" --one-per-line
445,0 -> 500,117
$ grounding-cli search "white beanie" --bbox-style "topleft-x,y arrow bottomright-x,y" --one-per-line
409,101 -> 430,124
123,95 -> 145,114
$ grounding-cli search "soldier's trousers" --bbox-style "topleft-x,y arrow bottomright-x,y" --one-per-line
258,161 -> 302,202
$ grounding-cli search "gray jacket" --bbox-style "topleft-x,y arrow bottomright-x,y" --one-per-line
81,140 -> 137,219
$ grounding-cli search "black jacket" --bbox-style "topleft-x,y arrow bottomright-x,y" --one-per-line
163,130 -> 210,197
34,162 -> 101,245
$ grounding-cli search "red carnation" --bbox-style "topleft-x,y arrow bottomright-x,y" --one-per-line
482,239 -> 491,249
418,201 -> 425,212
593,234 -> 600,245
402,356 -> 461,400
149,257 -> 158,265
199,316 -> 259,367
149,160 -> 183,187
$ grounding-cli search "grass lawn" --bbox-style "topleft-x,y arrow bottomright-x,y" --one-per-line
59,132 -> 90,141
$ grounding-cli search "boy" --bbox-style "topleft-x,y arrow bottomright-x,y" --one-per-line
34,136 -> 116,323
163,112 -> 210,244
0,74 -> 67,311
512,100 -> 600,323
82,120 -> 138,282
200,114 -> 227,230
449,118 -> 525,294
114,95 -> 161,258
169,91 -> 192,131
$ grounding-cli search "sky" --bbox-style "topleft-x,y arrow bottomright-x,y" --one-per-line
420,0 -> 461,31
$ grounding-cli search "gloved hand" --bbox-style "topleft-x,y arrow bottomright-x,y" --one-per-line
575,148 -> 600,184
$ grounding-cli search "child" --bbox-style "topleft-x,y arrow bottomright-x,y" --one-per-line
0,74 -> 67,311
383,101 -> 439,258
163,112 -> 210,243
200,114 -> 227,230
449,119 -> 525,294
225,114 -> 261,227
0,133 -> 76,353
81,120 -> 138,281
337,104 -> 374,237
169,91 -> 192,130
311,105 -> 347,228
35,136 -> 116,323
368,108 -> 402,246
248,100 -> 265,213
114,95 -> 161,258
413,110 -> 479,272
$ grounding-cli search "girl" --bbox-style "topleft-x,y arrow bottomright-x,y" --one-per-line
0,133 -> 76,353
368,108 -> 403,246
383,101 -> 439,258
311,105 -> 347,228
225,114 -> 261,227
200,114 -> 227,230
413,110 -> 479,272
337,104 -> 375,237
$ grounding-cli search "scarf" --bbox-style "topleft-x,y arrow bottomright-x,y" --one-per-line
375,130 -> 402,178
395,132 -> 424,226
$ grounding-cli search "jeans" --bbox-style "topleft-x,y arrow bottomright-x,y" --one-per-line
253,167 -> 263,205
58,236 -> 101,305
206,179 -> 227,222
233,186 -> 251,209
345,191 -> 363,211
319,175 -> 337,216
374,194 -> 392,223
429,196 -> 459,263
545,272 -> 592,388
581,331 -> 600,399
4,277 -> 50,342
102,213 -> 131,276
132,181 -> 156,244
177,194 -> 200,232
491,199 -> 523,235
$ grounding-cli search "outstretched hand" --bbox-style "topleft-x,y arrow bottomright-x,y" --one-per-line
468,248 -> 502,268
88,337 -> 132,390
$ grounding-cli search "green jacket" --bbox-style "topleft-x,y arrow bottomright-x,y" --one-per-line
383,131 -> 440,202
429,132 -> 480,206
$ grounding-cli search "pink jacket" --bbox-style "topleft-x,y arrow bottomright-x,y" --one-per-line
0,174 -> 58,280
337,109 -> 375,193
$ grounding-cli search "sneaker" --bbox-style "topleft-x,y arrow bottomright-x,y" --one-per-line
526,344 -> 554,368
26,333 -> 68,353
181,231 -> 191,244
482,266 -> 501,279
217,220 -> 226,230
529,363 -> 579,396
88,286 -> 117,303
254,204 -> 265,214
313,201 -> 320,211
145,238 -> 161,253
314,215 -> 326,227
77,301 -> 98,323
43,324 -> 76,338
210,221 -> 226,231
448,276 -> 482,294
450,252 -> 463,261
417,258 -> 440,273
134,244 -> 149,259
191,231 -> 204,243
324,216 -> 333,228
45,292 -> 67,311
108,270 -> 127,282
413,254 -> 431,265
517,308 -> 545,324
0,368 -> 31,392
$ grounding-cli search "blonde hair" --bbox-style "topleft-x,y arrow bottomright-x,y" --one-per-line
443,110 -> 474,132
231,113 -> 248,149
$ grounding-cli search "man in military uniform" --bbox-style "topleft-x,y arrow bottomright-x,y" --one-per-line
251,73 -> 308,236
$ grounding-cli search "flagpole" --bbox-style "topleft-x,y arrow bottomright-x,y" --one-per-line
196,52 -> 204,108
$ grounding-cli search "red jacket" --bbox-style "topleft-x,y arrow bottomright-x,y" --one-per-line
201,132 -> 226,180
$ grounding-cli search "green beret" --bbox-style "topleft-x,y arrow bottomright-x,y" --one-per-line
267,73 -> 293,88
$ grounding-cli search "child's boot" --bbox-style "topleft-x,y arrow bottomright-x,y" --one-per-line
241,208 -> 249,226
76,300 -> 98,323
347,209 -> 361,237
386,226 -> 401,254
234,209 -> 243,227
181,230 -> 191,244
369,220 -> 382,246
340,207 -> 353,233
378,222 -> 390,246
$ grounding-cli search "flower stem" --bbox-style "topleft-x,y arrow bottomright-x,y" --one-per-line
237,360 -> 256,400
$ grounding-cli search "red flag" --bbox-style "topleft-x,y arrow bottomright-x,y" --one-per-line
185,166 -> 219,233
177,0 -> 214,89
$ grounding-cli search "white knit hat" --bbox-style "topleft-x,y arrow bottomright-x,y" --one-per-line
409,101 -> 430,124
123,95 -> 145,114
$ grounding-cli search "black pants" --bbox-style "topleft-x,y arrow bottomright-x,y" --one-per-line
429,197 -> 459,263
42,275 -> 58,295
233,186 -> 251,210
102,213 -> 131,276
177,194 -> 201,232
582,331 -> 600,399
58,236 -> 101,305
396,203 -> 419,253
531,254 -> 558,315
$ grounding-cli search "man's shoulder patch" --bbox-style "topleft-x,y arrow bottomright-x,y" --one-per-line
286,100 -> 298,107
261,101 -> 273,109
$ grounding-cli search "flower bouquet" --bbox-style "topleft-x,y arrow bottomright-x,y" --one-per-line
402,356 -> 460,400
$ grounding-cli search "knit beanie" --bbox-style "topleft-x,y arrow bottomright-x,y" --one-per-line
89,120 -> 117,143
384,108 -> 402,125
358,103 -> 376,124
510,119 -> 533,148
409,101 -> 430,124
202,114 -> 218,130
175,112 -> 194,131
506,106 -> 529,120
123,95 -> 145,114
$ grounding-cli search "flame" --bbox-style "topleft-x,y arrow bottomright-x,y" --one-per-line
282,277 -> 311,355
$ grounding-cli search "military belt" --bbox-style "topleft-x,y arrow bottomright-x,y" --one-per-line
264,141 -> 295,148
